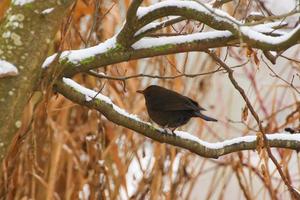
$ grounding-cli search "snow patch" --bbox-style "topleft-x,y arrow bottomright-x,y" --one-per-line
79,184 -> 90,200
42,53 -> 57,68
126,141 -> 154,197
13,0 -> 35,6
0,60 -> 19,77
41,8 -> 54,14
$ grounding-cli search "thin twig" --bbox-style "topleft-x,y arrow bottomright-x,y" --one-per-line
86,1 -> 116,47
280,55 -> 300,64
244,9 -> 299,26
262,56 -> 300,94
86,0 -> 101,46
86,61 -> 248,81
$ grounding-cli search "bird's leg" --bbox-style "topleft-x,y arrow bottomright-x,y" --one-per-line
170,128 -> 177,136
162,126 -> 176,136
165,128 -> 173,135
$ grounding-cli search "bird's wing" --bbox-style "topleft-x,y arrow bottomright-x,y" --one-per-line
149,93 -> 204,111
187,97 -> 206,111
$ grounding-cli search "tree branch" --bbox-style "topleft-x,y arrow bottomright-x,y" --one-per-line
134,0 -> 299,49
53,78 -> 300,159
58,31 -> 235,77
41,0 -> 299,77
117,0 -> 143,47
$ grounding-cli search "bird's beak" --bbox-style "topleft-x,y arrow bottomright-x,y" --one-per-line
136,90 -> 144,94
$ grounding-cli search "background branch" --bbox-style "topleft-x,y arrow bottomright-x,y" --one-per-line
86,61 -> 247,80
206,50 -> 300,199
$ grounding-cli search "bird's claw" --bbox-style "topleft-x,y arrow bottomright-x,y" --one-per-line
163,128 -> 176,136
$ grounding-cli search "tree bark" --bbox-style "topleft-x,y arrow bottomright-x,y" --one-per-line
0,0 -> 75,161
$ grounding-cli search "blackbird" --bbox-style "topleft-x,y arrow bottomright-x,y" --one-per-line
137,85 -> 217,131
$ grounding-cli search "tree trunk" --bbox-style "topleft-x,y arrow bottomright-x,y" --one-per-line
0,0 -> 75,161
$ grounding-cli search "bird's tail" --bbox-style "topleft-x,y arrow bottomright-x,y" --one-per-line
194,111 -> 218,122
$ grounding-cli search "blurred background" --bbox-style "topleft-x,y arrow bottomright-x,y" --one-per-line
1,0 -> 299,199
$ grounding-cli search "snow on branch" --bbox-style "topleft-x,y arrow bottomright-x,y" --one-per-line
41,22 -> 294,71
133,0 -> 299,49
241,24 -> 300,45
132,30 -> 232,49
0,60 -> 19,78
43,36 -> 117,68
54,78 -> 300,159
136,0 -> 240,25
251,21 -> 288,36
134,16 -> 185,37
